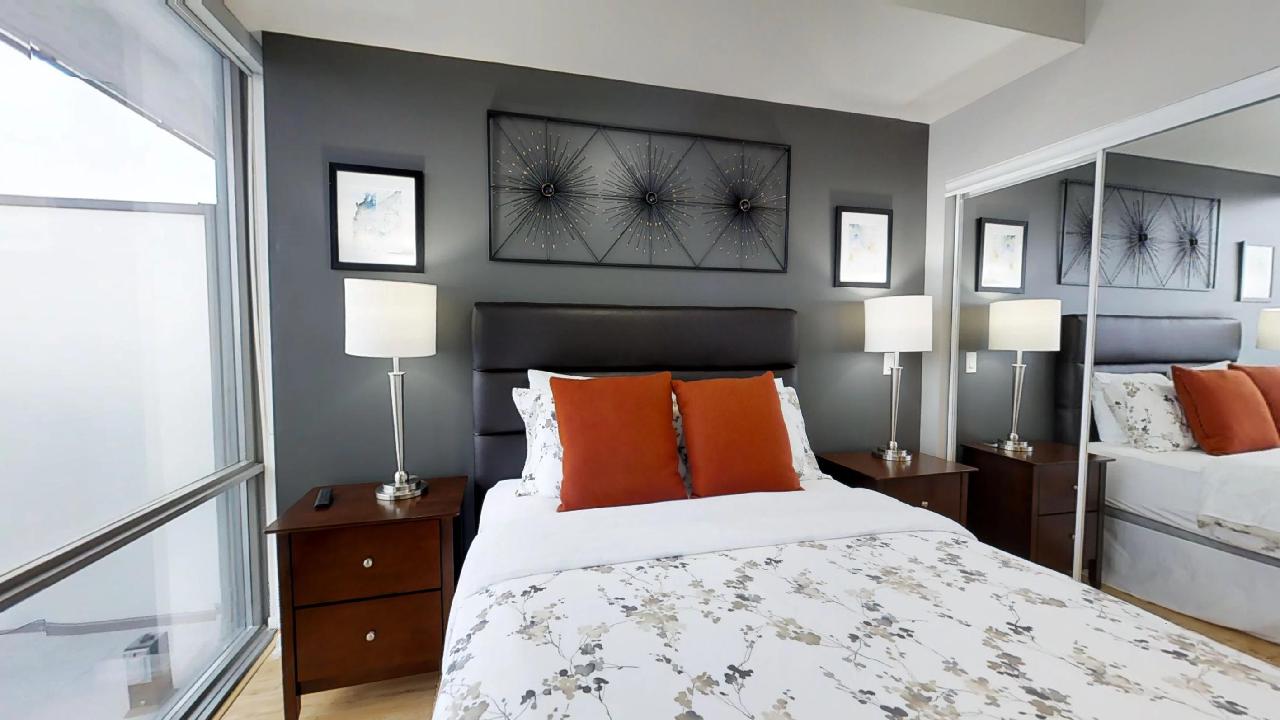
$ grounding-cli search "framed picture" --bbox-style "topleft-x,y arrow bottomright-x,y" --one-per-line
976,218 -> 1028,293
1238,242 -> 1274,302
833,206 -> 892,288
329,163 -> 424,272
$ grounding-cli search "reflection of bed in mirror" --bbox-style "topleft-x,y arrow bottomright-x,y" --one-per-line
1056,314 -> 1280,643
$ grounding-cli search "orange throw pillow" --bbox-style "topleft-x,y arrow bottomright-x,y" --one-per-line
550,372 -> 686,511
1171,366 -> 1280,455
672,372 -> 800,497
1230,363 -> 1280,434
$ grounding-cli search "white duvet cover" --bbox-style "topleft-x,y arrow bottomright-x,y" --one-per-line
435,481 -> 1280,719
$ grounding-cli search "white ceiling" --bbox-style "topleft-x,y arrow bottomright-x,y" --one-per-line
1117,96 -> 1280,177
225,0 -> 1082,123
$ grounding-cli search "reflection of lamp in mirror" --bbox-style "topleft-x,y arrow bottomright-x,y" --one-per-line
864,295 -> 933,462
989,299 -> 1061,454
1257,308 -> 1280,350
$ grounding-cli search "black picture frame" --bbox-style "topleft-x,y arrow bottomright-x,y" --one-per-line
832,206 -> 893,288
976,217 -> 1028,294
1238,241 -> 1275,302
329,162 -> 425,273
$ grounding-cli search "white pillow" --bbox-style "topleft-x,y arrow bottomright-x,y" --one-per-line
1167,360 -> 1229,378
1091,372 -> 1167,445
1101,375 -> 1197,452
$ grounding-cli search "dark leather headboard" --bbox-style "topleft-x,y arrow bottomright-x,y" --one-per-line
1054,314 -> 1241,441
468,302 -> 798,541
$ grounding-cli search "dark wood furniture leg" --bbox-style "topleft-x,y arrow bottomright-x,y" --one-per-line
277,538 -> 300,720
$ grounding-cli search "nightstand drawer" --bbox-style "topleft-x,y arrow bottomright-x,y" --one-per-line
295,591 -> 443,686
880,475 -> 964,522
291,520 -> 440,606
1036,464 -> 1099,516
1034,512 -> 1098,575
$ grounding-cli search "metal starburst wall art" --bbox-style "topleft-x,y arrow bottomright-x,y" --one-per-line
1059,181 -> 1219,291
488,112 -> 790,271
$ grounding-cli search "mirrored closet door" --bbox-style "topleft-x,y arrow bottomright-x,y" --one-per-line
950,158 -> 1110,586
1083,96 -> 1280,647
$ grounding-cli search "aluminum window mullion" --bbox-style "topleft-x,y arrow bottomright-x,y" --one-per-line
0,460 -> 263,612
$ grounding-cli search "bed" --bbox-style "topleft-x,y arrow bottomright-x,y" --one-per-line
436,303 -> 1280,719
1058,314 -> 1280,643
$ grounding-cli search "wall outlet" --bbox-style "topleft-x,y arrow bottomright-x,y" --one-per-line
965,352 -> 978,374
883,352 -> 894,375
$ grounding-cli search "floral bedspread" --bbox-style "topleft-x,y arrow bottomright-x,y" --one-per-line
435,531 -> 1280,719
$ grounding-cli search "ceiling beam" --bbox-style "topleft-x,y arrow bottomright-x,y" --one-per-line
892,0 -> 1085,44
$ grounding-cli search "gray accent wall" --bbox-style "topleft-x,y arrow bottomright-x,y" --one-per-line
956,153 -> 1280,446
263,34 -> 930,512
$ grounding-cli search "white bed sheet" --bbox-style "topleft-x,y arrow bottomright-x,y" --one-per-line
1090,442 -> 1212,532
478,474 -> 851,533
1090,442 -> 1280,559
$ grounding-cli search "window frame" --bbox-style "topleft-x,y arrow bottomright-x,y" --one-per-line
0,29 -> 271,720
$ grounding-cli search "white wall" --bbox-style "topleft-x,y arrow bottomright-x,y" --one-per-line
920,0 -> 1280,455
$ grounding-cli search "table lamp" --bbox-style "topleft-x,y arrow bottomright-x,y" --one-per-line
344,278 -> 437,501
1257,308 -> 1280,350
864,295 -> 933,462
988,298 -> 1061,454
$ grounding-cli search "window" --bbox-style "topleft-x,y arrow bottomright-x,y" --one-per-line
0,3 -> 267,718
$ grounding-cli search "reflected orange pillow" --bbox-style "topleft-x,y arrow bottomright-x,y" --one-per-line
1171,366 -> 1280,455
1230,364 -> 1280,435
550,372 -> 686,511
672,372 -> 800,497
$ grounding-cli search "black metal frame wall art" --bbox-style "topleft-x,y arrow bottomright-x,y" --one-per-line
1059,180 -> 1220,291
487,111 -> 791,272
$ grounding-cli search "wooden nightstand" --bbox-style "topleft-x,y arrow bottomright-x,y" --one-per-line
960,442 -> 1110,588
817,451 -> 975,525
265,477 -> 465,720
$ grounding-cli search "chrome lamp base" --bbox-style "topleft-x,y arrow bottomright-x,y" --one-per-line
874,445 -> 912,463
376,472 -> 425,501
994,438 -> 1033,454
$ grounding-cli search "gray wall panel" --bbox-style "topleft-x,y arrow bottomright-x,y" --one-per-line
263,34 -> 930,512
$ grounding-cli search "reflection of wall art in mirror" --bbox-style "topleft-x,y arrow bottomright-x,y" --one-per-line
976,218 -> 1027,293
1059,180 -> 1220,291
833,206 -> 892,288
1238,242 -> 1275,302
487,111 -> 790,272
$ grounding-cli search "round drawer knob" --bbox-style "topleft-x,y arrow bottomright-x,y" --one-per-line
365,630 -> 376,643
362,557 -> 374,569
1072,484 -> 1079,491
920,500 -> 929,508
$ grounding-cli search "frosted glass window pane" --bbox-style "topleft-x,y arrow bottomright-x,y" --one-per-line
0,489 -> 249,720
0,204 -> 223,571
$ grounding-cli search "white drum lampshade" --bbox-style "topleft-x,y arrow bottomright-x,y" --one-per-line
864,295 -> 933,353
988,299 -> 1061,352
344,279 -> 437,359
1258,308 -> 1280,350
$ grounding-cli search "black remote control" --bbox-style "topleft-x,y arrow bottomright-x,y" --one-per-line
314,487 -> 333,510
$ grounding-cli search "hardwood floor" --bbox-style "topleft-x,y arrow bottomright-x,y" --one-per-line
213,638 -> 437,720
219,595 -> 1278,719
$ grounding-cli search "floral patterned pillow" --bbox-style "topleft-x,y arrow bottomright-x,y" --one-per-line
1101,376 -> 1198,452
778,386 -> 823,480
